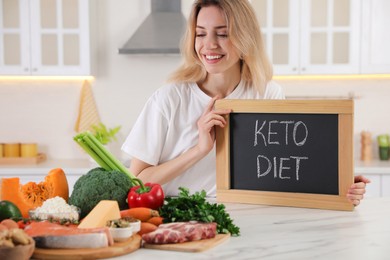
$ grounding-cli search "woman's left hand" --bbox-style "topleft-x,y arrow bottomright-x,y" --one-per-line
347,175 -> 371,206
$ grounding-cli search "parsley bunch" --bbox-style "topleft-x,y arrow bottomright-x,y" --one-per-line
159,187 -> 240,236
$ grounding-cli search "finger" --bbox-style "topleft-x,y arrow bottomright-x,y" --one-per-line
354,175 -> 371,184
201,112 -> 229,126
350,182 -> 367,189
211,113 -> 228,125
214,108 -> 232,116
201,116 -> 227,130
347,195 -> 363,206
348,188 -> 366,195
350,199 -> 360,207
206,119 -> 225,128
203,96 -> 220,115
347,193 -> 364,200
347,198 -> 360,206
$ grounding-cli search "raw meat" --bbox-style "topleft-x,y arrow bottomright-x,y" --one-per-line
142,222 -> 217,244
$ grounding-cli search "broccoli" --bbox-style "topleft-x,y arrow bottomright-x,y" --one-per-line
69,167 -> 133,218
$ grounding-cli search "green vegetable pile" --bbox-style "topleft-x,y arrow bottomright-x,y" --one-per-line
69,167 -> 133,218
159,187 -> 240,236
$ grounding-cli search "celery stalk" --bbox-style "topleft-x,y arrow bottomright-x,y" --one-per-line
74,131 -> 135,180
84,132 -> 134,177
82,134 -> 119,171
74,135 -> 111,170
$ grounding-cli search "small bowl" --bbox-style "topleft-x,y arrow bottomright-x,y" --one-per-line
29,207 -> 80,222
129,219 -> 141,234
109,226 -> 134,242
0,236 -> 35,260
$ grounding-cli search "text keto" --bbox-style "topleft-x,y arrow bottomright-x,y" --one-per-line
253,120 -> 309,181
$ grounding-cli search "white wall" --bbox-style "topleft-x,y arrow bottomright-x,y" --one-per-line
281,78 -> 390,159
0,0 -> 389,161
0,80 -> 83,159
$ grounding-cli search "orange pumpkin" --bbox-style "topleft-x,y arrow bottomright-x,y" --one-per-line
0,168 -> 69,218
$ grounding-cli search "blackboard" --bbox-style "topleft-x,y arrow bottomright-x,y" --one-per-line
215,100 -> 354,211
230,113 -> 339,195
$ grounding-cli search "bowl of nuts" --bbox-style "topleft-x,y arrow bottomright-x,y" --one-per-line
0,220 -> 35,260
107,218 -> 140,242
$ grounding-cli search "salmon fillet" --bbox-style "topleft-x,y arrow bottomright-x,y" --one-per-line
24,221 -> 114,248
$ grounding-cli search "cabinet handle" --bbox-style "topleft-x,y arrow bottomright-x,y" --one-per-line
301,67 -> 306,71
32,68 -> 38,72
24,68 -> 29,72
292,67 -> 297,71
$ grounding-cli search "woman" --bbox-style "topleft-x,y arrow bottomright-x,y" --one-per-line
122,0 -> 369,206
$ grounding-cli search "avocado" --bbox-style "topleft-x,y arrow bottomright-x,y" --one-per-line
0,200 -> 22,221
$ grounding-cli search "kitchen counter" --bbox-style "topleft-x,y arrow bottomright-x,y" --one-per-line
0,158 -> 92,175
2,160 -> 389,259
112,197 -> 390,260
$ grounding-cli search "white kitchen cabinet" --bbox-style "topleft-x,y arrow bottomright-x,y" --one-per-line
252,0 -> 361,75
355,160 -> 390,197
252,0 -> 299,75
0,0 -> 90,76
360,0 -> 390,73
382,175 -> 390,197
364,174 -> 381,197
356,174 -> 390,198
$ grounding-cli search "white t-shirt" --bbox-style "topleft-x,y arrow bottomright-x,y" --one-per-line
121,80 -> 285,197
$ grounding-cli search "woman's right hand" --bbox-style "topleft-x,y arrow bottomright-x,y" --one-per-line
196,96 -> 231,156
130,97 -> 231,186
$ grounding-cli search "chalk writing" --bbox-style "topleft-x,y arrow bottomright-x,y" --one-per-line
228,112 -> 339,195
254,120 -> 308,147
256,155 -> 309,180
254,120 -> 309,181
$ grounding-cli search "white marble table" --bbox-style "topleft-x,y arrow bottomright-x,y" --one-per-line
111,197 -> 390,260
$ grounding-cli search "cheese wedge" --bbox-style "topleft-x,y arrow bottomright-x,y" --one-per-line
78,200 -> 121,229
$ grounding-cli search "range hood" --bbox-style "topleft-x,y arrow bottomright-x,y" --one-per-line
118,0 -> 187,54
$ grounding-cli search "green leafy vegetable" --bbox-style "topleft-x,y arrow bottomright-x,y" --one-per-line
69,167 -> 133,218
91,123 -> 121,145
159,187 -> 240,236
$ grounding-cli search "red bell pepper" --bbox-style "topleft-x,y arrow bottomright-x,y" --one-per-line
17,219 -> 30,229
127,181 -> 165,210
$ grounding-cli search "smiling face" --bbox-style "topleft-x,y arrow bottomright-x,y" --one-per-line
195,5 -> 241,76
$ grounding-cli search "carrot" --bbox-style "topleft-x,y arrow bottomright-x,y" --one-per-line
120,207 -> 159,222
138,222 -> 157,236
147,216 -> 164,226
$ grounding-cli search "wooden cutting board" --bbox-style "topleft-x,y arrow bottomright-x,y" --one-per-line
32,234 -> 141,260
143,233 -> 230,252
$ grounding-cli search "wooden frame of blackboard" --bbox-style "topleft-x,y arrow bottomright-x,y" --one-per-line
215,99 -> 354,211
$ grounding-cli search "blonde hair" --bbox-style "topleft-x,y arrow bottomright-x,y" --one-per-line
168,0 -> 273,95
